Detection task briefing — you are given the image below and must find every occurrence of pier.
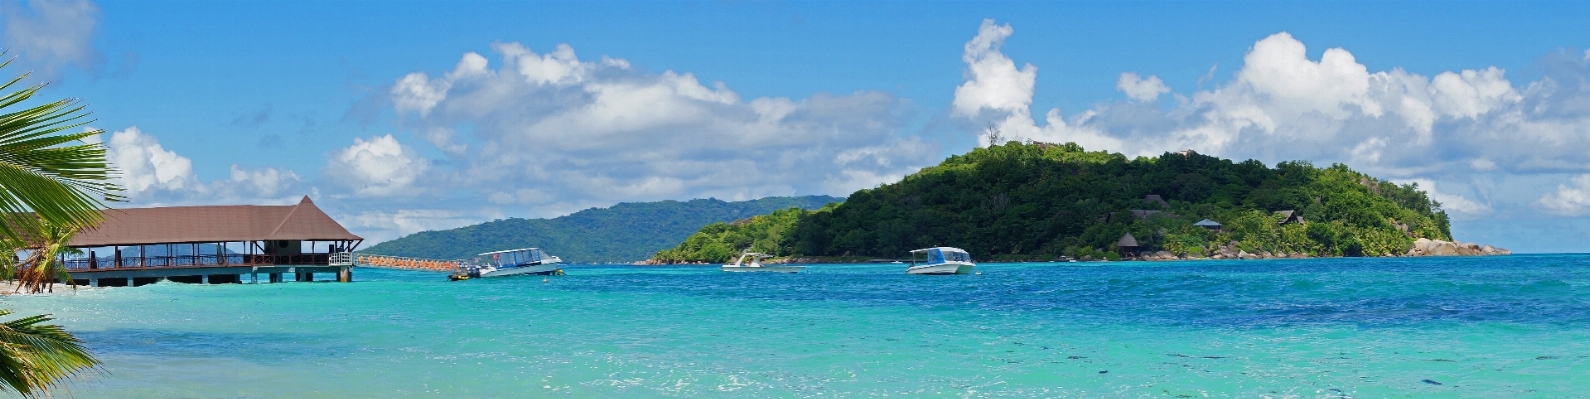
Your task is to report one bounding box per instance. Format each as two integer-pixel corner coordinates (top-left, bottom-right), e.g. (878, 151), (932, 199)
(356, 254), (461, 272)
(59, 196), (363, 286)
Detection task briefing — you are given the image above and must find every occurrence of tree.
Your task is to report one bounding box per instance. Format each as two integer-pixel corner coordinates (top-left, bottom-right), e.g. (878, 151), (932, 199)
(0, 309), (99, 398)
(0, 55), (121, 396)
(983, 122), (1002, 147)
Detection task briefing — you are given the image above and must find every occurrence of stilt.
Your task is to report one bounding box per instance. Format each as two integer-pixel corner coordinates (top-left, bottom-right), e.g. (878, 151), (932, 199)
(251, 272), (258, 284)
(89, 278), (98, 287)
(269, 273), (282, 283)
(202, 274), (210, 284)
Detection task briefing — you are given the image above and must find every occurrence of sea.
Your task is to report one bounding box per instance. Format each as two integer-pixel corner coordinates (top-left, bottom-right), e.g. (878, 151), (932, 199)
(2, 254), (1587, 398)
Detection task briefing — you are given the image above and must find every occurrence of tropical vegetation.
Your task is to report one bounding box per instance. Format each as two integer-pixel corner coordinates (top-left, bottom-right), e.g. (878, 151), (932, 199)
(0, 55), (124, 396)
(362, 196), (842, 262)
(653, 141), (1451, 263)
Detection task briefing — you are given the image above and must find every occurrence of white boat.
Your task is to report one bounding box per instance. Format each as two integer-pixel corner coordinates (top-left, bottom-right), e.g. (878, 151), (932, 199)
(906, 247), (975, 275)
(471, 248), (563, 278)
(722, 250), (804, 273)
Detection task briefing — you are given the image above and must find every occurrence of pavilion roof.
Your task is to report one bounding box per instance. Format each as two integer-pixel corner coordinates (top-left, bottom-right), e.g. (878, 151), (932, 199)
(68, 196), (361, 247)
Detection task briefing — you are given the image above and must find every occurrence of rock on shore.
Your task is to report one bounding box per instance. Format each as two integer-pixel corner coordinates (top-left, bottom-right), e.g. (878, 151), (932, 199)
(1406, 238), (1510, 256)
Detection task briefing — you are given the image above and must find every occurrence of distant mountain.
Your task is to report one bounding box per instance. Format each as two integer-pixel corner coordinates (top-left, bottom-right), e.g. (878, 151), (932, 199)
(359, 196), (844, 263)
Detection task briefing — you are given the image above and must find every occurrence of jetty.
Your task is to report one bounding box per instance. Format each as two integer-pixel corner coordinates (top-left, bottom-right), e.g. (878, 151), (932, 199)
(356, 254), (461, 272)
(59, 196), (362, 286)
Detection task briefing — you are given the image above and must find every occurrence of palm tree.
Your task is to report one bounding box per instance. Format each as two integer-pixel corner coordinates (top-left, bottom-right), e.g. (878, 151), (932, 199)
(0, 309), (99, 398)
(0, 53), (124, 397)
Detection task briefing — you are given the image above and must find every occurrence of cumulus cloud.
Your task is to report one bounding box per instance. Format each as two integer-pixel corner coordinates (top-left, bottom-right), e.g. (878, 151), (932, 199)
(107, 127), (200, 197)
(324, 134), (428, 197)
(104, 127), (307, 205)
(1, 0), (101, 77)
(952, 19), (1034, 117)
(1395, 178), (1491, 218)
(384, 40), (934, 209)
(1117, 72), (1169, 102)
(1538, 174), (1590, 216)
(951, 21), (1590, 234)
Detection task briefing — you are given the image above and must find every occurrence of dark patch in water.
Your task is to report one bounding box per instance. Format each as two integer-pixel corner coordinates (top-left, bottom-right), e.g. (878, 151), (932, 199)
(1423, 379), (1443, 385)
(1098, 370), (1108, 374)
(1536, 356), (1559, 360)
(1430, 359), (1457, 362)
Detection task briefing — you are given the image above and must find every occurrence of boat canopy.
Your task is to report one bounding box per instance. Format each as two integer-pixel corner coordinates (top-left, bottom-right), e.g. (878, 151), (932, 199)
(478, 248), (547, 267)
(910, 247), (971, 264)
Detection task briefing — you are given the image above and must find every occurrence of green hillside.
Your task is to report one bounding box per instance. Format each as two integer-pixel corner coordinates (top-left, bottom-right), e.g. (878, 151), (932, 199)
(361, 196), (843, 263)
(654, 142), (1452, 263)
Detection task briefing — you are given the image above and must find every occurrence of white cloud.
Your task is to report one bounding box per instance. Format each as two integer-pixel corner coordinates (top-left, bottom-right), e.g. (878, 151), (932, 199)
(1117, 72), (1169, 102)
(229, 165), (300, 198)
(105, 126), (309, 206)
(0, 0), (100, 77)
(107, 127), (200, 197)
(384, 39), (934, 210)
(952, 19), (1035, 117)
(1538, 174), (1590, 216)
(324, 134), (428, 197)
(1396, 178), (1492, 218)
(949, 22), (1590, 234)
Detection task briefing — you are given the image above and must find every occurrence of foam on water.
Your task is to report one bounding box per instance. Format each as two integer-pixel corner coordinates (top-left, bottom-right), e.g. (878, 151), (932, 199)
(3, 255), (1587, 397)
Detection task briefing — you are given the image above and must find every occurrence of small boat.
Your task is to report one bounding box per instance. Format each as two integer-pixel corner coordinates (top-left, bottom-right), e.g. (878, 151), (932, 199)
(906, 247), (975, 275)
(467, 248), (563, 278)
(722, 250), (804, 273)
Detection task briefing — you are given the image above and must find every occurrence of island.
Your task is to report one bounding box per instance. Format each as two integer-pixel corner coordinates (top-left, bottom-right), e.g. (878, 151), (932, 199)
(650, 142), (1507, 264)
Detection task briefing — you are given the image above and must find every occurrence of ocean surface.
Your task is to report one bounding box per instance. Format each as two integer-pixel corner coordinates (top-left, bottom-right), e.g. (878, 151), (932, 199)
(3, 255), (1587, 398)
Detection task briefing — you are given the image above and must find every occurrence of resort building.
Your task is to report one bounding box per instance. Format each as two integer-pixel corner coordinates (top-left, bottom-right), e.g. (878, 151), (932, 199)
(59, 196), (362, 286)
(1194, 219), (1223, 232)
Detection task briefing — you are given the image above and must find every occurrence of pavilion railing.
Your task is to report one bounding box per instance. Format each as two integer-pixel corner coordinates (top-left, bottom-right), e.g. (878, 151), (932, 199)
(61, 253), (340, 271)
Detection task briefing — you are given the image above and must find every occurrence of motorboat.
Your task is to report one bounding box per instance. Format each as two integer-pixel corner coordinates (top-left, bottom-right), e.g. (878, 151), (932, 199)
(465, 248), (563, 278)
(906, 247), (975, 275)
(722, 250), (804, 273)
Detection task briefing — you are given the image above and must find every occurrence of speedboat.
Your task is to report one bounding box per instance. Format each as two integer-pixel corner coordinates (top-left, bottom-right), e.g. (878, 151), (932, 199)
(469, 248), (563, 278)
(722, 250), (804, 273)
(906, 247), (975, 275)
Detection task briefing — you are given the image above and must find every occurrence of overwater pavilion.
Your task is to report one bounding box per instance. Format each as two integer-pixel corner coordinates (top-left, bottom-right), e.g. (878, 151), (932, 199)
(60, 196), (362, 287)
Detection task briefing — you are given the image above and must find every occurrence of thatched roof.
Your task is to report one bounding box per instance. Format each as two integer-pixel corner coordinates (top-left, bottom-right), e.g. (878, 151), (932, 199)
(1143, 195), (1170, 209)
(68, 196), (361, 247)
(1276, 210), (1304, 225)
(1117, 232), (1139, 247)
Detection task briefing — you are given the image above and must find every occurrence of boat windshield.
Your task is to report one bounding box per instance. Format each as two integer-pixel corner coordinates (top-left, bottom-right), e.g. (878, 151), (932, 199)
(927, 249), (946, 264)
(487, 249), (543, 267)
(944, 250), (971, 263)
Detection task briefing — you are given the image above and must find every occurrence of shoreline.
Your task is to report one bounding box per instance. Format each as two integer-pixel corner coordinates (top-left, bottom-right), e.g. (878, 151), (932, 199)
(636, 239), (1512, 265)
(0, 281), (107, 296)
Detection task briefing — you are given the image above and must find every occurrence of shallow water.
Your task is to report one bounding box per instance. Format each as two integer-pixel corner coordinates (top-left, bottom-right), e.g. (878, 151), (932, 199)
(3, 255), (1587, 398)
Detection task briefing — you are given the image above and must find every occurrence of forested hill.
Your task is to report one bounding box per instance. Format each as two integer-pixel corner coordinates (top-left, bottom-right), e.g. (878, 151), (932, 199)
(653, 142), (1453, 263)
(361, 196), (843, 263)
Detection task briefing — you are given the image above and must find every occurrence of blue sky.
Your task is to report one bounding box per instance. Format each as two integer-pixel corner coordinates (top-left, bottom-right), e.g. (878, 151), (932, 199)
(5, 1), (1590, 252)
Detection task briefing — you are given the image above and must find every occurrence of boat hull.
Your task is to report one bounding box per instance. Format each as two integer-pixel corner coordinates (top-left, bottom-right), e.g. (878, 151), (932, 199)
(721, 265), (805, 273)
(906, 262), (974, 275)
(478, 263), (562, 278)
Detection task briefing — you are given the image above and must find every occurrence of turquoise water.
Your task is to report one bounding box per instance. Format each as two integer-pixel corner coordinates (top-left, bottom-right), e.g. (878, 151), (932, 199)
(3, 255), (1588, 398)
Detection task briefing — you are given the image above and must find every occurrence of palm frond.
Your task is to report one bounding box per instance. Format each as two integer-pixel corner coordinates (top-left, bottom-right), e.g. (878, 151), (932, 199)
(0, 58), (123, 242)
(0, 310), (100, 398)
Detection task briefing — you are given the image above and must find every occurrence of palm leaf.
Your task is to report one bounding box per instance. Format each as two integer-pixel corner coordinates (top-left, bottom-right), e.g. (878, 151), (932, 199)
(0, 309), (101, 398)
(0, 55), (123, 242)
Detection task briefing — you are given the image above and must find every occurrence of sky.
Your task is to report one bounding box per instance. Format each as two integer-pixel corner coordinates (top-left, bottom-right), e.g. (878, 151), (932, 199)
(3, 1), (1590, 252)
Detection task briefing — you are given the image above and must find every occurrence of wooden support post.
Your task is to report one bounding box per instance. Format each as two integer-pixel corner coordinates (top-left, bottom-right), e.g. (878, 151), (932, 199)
(202, 274), (209, 284)
(89, 278), (98, 287)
